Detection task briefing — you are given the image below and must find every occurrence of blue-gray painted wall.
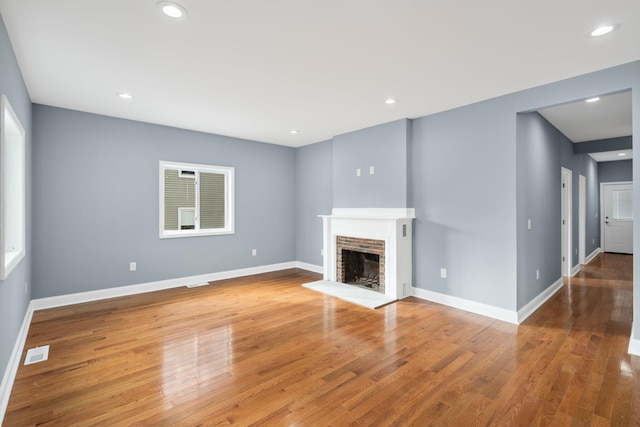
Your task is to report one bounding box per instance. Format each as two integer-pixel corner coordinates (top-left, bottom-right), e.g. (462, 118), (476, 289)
(516, 112), (600, 308)
(599, 159), (632, 182)
(295, 140), (333, 266)
(32, 106), (296, 298)
(0, 15), (32, 388)
(574, 136), (632, 155)
(332, 119), (409, 208)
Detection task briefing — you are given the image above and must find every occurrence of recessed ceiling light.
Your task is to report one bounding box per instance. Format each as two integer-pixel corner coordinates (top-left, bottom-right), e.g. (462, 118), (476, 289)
(158, 1), (187, 19)
(618, 153), (627, 156)
(290, 129), (299, 134)
(385, 98), (397, 105)
(585, 97), (600, 103)
(117, 92), (133, 100)
(591, 25), (614, 37)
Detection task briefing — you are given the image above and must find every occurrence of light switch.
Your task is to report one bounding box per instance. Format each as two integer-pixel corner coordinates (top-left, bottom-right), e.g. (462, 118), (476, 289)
(356, 168), (361, 177)
(369, 166), (375, 175)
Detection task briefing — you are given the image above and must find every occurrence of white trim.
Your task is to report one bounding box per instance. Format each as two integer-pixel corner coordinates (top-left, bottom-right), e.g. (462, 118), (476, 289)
(517, 278), (563, 323)
(571, 264), (581, 277)
(323, 208), (416, 219)
(0, 301), (34, 422)
(31, 262), (297, 311)
(0, 95), (27, 280)
(295, 261), (323, 274)
(628, 323), (640, 356)
(584, 247), (601, 264)
(561, 167), (572, 277)
(579, 175), (586, 265)
(411, 286), (518, 324)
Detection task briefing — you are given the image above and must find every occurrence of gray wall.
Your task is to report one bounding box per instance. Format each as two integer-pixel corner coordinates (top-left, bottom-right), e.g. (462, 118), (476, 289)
(599, 159), (632, 183)
(0, 15), (32, 388)
(516, 112), (562, 308)
(333, 119), (409, 208)
(295, 140), (333, 266)
(516, 112), (600, 308)
(574, 136), (632, 155)
(410, 98), (518, 309)
(32, 106), (296, 298)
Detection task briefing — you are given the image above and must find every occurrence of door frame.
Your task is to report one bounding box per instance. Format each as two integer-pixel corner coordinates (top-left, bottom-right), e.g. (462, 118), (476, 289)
(579, 175), (586, 265)
(600, 180), (633, 253)
(561, 168), (572, 277)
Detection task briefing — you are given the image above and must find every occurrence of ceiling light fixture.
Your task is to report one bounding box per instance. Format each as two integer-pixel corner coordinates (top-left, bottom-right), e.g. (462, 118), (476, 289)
(290, 129), (299, 134)
(385, 98), (397, 105)
(158, 1), (187, 19)
(585, 97), (600, 103)
(618, 153), (627, 156)
(591, 25), (614, 37)
(117, 92), (133, 100)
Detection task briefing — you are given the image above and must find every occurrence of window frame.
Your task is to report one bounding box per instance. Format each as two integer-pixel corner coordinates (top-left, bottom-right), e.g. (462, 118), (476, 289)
(159, 160), (235, 239)
(0, 94), (26, 280)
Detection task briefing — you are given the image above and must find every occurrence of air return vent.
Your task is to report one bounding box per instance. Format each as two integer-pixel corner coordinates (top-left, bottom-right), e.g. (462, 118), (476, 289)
(24, 345), (49, 365)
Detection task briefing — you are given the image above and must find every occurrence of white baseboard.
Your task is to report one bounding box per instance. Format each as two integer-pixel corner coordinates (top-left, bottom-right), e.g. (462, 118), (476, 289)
(629, 323), (640, 356)
(0, 301), (35, 422)
(584, 247), (602, 265)
(571, 264), (581, 277)
(517, 277), (563, 323)
(295, 262), (323, 274)
(411, 286), (518, 324)
(31, 261), (298, 311)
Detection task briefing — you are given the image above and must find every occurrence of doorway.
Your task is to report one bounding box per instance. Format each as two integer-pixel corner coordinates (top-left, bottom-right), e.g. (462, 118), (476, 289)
(601, 181), (633, 254)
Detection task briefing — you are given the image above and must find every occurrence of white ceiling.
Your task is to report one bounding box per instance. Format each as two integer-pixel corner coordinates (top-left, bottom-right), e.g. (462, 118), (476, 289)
(0, 0), (638, 147)
(537, 91), (632, 142)
(538, 91), (633, 161)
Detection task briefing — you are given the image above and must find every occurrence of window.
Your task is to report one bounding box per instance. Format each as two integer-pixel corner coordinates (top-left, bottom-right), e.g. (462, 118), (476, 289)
(1, 95), (26, 280)
(159, 161), (234, 238)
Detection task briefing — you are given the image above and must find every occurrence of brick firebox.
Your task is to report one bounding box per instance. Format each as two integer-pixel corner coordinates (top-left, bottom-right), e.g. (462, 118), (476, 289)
(336, 236), (385, 294)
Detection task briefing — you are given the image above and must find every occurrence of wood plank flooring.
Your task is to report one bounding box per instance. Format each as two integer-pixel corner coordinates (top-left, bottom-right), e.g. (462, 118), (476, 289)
(3, 253), (638, 425)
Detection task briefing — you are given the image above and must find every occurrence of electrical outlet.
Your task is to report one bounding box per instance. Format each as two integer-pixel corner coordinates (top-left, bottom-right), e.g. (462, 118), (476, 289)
(536, 269), (540, 280)
(369, 166), (375, 175)
(252, 249), (257, 256)
(129, 262), (136, 271)
(440, 268), (447, 278)
(356, 168), (361, 177)
(527, 219), (532, 230)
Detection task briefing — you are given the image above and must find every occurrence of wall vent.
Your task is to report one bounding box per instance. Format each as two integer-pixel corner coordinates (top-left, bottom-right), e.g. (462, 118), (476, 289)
(24, 345), (49, 365)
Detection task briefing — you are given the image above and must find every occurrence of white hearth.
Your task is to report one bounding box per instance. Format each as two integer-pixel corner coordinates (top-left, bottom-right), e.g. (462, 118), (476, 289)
(319, 208), (415, 300)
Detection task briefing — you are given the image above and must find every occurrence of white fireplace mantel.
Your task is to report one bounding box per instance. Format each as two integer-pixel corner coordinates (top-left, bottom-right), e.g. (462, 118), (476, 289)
(319, 208), (415, 300)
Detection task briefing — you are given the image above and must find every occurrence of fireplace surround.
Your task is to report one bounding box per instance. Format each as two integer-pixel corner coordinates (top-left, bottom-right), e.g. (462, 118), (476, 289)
(320, 208), (415, 300)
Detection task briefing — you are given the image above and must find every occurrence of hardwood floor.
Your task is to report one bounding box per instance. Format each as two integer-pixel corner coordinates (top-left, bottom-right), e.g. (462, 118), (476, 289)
(3, 253), (638, 425)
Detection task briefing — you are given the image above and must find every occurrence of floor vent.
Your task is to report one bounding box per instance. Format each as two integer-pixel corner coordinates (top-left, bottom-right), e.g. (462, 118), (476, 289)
(24, 345), (50, 365)
(186, 282), (210, 288)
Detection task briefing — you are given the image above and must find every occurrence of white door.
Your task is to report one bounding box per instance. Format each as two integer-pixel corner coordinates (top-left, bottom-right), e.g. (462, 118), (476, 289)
(602, 182), (633, 254)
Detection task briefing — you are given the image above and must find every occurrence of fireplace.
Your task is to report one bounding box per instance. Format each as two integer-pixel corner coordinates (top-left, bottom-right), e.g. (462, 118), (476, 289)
(320, 208), (415, 300)
(336, 236), (385, 293)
